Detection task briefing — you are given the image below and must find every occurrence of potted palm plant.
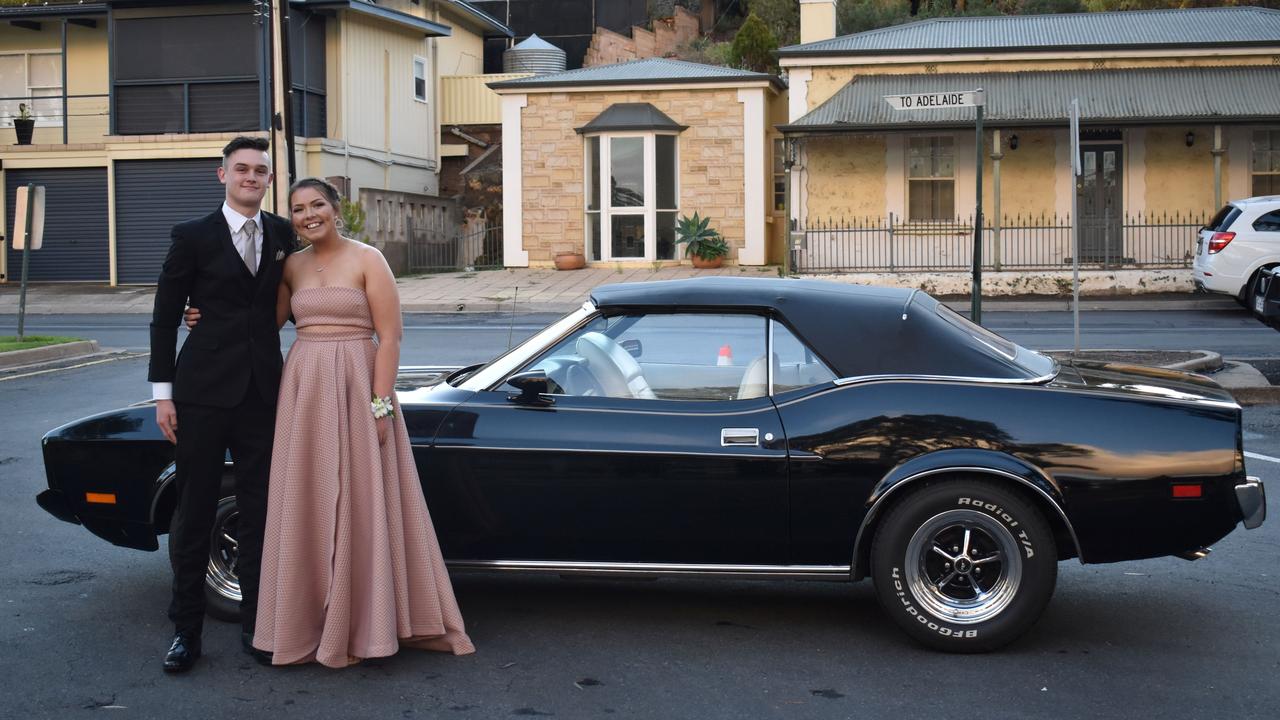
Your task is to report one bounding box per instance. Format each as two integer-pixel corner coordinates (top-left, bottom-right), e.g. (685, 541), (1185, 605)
(675, 212), (729, 268)
(13, 103), (34, 145)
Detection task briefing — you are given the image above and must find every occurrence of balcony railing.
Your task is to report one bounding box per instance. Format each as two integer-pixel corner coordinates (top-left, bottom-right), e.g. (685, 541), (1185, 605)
(0, 93), (110, 145)
(797, 212), (1208, 273)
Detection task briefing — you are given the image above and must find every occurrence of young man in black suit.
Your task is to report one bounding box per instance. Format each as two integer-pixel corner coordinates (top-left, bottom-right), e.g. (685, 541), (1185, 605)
(148, 136), (295, 673)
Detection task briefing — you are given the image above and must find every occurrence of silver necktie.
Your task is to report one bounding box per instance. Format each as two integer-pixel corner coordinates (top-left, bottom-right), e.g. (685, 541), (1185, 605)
(241, 218), (258, 275)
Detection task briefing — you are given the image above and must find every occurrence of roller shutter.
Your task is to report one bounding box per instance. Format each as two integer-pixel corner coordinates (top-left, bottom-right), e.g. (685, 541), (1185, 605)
(4, 168), (109, 282)
(114, 158), (226, 284)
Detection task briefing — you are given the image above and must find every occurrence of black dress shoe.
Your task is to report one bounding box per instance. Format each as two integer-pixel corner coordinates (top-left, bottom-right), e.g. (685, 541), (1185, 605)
(242, 631), (273, 666)
(163, 632), (201, 674)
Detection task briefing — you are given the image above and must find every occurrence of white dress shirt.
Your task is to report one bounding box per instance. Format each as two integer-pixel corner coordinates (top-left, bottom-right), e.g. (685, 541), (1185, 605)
(152, 203), (264, 401)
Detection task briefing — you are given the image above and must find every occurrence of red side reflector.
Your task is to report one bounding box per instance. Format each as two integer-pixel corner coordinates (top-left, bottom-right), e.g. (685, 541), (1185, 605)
(1171, 484), (1202, 499)
(85, 492), (117, 505)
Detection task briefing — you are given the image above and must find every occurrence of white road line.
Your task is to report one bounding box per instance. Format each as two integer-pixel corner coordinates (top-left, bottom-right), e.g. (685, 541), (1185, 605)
(1245, 451), (1280, 465)
(0, 353), (145, 382)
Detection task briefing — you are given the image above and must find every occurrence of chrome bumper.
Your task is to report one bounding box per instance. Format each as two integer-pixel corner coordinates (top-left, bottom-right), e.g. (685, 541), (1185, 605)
(1235, 476), (1266, 530)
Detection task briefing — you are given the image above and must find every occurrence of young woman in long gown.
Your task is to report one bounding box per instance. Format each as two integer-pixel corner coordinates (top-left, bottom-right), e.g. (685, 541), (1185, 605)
(252, 178), (474, 667)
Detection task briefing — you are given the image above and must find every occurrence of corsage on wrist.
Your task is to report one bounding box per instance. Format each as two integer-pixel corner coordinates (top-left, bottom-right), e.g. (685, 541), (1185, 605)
(371, 394), (395, 419)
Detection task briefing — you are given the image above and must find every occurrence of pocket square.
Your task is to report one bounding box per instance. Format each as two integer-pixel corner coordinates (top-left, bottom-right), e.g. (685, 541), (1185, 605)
(274, 249), (286, 261)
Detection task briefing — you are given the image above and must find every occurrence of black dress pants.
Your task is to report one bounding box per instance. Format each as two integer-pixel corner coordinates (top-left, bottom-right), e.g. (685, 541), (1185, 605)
(168, 386), (274, 637)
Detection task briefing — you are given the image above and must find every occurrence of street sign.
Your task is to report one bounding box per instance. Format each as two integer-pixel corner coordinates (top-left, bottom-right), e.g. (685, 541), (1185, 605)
(12, 184), (45, 250)
(883, 90), (984, 111)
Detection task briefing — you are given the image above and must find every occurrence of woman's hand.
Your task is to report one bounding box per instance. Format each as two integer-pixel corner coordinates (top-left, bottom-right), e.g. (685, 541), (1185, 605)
(376, 415), (390, 446)
(184, 306), (201, 329)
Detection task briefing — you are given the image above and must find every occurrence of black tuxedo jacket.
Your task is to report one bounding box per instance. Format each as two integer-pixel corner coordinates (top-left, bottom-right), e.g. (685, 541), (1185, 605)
(148, 207), (296, 407)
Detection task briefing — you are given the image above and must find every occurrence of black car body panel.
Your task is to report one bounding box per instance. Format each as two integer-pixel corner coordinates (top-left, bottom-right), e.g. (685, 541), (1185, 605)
(39, 278), (1258, 582)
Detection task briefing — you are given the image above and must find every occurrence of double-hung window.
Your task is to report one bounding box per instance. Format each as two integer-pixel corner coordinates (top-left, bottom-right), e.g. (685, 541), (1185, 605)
(413, 57), (428, 103)
(0, 52), (62, 127)
(907, 135), (955, 221)
(584, 133), (679, 261)
(1253, 130), (1280, 196)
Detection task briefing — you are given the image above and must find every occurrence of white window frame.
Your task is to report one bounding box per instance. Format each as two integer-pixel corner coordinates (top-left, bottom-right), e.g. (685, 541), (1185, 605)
(771, 137), (786, 215)
(412, 55), (428, 104)
(0, 51), (63, 128)
(583, 131), (680, 262)
(1251, 129), (1280, 197)
(906, 133), (956, 222)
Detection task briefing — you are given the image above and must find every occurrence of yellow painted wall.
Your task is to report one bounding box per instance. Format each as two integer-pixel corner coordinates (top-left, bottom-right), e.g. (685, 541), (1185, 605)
(0, 23), (108, 145)
(341, 13), (434, 161)
(1144, 125), (1221, 218)
(985, 129), (1057, 219)
(803, 135), (887, 221)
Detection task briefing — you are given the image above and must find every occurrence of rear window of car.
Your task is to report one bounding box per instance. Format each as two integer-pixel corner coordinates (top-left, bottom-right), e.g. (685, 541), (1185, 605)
(1207, 205), (1242, 232)
(933, 303), (1057, 379)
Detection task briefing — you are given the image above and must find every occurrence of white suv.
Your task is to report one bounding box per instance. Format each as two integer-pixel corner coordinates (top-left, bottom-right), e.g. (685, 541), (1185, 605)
(1193, 196), (1280, 307)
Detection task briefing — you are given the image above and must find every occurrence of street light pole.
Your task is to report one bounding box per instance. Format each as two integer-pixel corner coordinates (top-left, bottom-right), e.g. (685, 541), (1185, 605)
(971, 91), (984, 325)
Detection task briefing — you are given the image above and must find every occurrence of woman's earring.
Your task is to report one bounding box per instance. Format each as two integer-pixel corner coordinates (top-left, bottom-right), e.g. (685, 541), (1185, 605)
(335, 218), (346, 231)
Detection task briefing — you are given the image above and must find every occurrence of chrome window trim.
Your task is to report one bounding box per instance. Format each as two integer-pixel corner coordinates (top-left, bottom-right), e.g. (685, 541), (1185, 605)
(850, 465), (1084, 579)
(767, 316), (775, 396)
(833, 371), (1057, 387)
(445, 559), (852, 580)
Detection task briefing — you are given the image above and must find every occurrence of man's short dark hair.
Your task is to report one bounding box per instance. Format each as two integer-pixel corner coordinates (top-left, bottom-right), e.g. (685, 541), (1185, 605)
(222, 136), (270, 161)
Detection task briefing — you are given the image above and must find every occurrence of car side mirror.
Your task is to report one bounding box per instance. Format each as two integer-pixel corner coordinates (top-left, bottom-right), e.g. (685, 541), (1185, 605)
(506, 370), (554, 407)
(620, 338), (642, 358)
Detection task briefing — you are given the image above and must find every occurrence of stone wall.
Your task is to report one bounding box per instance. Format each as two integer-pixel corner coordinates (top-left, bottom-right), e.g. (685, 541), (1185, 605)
(582, 6), (700, 67)
(520, 88), (746, 266)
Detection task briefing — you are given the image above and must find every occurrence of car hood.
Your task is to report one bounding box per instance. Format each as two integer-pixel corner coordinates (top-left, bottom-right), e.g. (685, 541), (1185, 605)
(1050, 359), (1239, 407)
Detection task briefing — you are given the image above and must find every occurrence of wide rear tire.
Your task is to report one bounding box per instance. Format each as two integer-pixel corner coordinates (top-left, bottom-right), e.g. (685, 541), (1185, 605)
(203, 493), (243, 623)
(870, 479), (1057, 652)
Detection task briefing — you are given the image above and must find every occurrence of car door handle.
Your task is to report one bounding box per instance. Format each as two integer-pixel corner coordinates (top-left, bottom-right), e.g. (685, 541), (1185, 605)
(721, 428), (759, 447)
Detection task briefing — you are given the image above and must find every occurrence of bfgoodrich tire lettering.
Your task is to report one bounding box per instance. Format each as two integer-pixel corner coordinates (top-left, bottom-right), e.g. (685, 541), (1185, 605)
(870, 479), (1057, 652)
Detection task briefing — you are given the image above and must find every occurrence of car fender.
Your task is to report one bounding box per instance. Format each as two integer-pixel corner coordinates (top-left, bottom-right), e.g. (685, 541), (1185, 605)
(849, 448), (1083, 580)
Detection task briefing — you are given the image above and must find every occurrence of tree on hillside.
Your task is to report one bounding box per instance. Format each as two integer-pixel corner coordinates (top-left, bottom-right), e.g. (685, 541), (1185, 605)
(731, 12), (780, 73)
(748, 0), (801, 46)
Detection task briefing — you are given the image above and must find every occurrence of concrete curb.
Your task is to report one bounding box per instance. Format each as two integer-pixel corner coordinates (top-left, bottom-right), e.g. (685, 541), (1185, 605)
(0, 340), (100, 370)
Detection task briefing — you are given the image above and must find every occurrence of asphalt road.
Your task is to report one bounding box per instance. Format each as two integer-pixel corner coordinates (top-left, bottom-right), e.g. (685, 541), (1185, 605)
(4, 306), (1280, 363)
(1, 313), (1278, 719)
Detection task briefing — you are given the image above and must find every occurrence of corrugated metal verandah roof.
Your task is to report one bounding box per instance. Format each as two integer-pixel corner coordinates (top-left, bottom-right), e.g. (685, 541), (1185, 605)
(778, 7), (1280, 57)
(780, 67), (1280, 134)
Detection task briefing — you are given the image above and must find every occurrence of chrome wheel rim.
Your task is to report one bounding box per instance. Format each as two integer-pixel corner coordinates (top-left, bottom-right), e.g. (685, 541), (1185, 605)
(904, 509), (1022, 625)
(206, 497), (242, 603)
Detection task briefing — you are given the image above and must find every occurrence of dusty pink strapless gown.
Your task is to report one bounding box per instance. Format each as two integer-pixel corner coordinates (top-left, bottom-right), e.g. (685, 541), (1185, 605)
(253, 286), (474, 667)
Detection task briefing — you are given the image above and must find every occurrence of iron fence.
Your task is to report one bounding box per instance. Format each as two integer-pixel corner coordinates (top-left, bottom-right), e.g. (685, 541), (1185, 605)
(796, 212), (1207, 273)
(408, 223), (503, 273)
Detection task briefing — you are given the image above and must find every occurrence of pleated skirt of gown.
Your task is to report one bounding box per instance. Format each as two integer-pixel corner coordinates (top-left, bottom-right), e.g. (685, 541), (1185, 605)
(254, 286), (474, 668)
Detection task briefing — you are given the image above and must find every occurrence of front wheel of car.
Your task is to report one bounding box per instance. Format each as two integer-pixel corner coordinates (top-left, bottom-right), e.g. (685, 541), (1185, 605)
(204, 494), (243, 623)
(870, 479), (1057, 652)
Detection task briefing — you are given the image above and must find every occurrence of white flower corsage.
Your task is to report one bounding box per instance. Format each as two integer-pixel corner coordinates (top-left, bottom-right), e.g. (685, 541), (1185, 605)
(275, 249), (286, 261)
(371, 394), (395, 419)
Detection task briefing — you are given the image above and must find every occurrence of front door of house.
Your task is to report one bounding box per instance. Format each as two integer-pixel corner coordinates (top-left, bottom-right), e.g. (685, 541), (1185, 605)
(1077, 144), (1124, 265)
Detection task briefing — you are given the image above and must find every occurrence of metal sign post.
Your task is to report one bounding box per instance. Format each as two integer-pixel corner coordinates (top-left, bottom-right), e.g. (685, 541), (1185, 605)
(885, 88), (987, 323)
(12, 183), (45, 342)
(1069, 99), (1082, 355)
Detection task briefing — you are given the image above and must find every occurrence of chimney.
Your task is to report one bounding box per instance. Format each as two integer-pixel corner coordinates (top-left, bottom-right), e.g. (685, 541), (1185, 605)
(799, 0), (838, 44)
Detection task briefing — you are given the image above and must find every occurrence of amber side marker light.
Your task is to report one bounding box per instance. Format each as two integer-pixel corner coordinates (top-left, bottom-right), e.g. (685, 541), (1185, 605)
(85, 492), (117, 505)
(1171, 484), (1203, 499)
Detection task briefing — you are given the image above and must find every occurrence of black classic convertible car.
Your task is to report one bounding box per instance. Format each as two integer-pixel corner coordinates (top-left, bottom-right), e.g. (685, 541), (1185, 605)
(39, 278), (1265, 651)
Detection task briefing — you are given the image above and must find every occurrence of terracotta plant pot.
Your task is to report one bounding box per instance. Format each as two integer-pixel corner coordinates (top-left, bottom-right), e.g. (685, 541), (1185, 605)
(554, 251), (586, 271)
(690, 254), (723, 269)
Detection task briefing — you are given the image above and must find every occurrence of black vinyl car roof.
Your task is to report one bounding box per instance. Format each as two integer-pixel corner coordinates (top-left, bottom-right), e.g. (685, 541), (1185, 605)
(589, 277), (1042, 381)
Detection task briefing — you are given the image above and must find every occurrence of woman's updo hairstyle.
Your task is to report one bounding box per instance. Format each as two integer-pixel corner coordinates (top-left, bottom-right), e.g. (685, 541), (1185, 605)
(289, 177), (342, 210)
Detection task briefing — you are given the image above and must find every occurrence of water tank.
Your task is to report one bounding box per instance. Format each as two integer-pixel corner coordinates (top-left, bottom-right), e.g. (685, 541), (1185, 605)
(503, 34), (567, 75)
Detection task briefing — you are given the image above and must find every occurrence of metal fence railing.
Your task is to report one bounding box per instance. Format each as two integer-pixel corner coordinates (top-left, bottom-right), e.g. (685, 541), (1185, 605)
(796, 212), (1207, 273)
(0, 93), (110, 146)
(408, 224), (503, 273)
